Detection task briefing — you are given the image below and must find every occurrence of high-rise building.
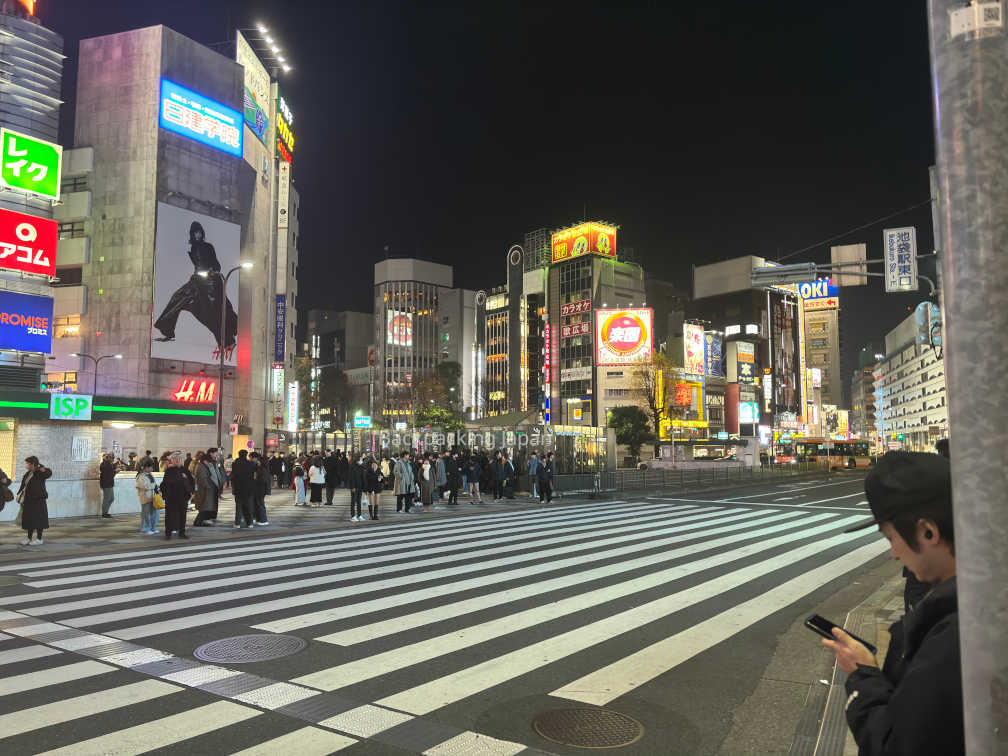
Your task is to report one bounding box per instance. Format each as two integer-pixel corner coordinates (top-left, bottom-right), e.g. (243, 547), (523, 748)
(46, 24), (297, 455)
(374, 259), (474, 420)
(873, 309), (948, 451)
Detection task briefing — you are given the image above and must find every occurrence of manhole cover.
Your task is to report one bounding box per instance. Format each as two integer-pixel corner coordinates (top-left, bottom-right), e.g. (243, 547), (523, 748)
(193, 634), (307, 663)
(0, 575), (25, 586)
(532, 708), (644, 749)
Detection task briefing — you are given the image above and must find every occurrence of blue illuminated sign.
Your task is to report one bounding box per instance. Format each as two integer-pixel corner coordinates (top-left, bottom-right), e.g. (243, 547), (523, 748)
(274, 294), (286, 363)
(159, 79), (243, 157)
(0, 290), (54, 353)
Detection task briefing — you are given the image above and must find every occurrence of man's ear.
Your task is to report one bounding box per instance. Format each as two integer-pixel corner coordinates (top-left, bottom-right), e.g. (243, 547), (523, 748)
(918, 517), (940, 545)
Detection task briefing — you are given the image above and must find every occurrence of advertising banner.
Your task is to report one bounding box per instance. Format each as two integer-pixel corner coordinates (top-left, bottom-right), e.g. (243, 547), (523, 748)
(287, 381), (298, 432)
(596, 308), (653, 365)
(277, 160), (290, 229)
(275, 93), (295, 162)
(561, 366), (592, 382)
(703, 332), (723, 377)
(0, 127), (62, 201)
(560, 299), (592, 317)
(0, 207), (57, 276)
(274, 294), (286, 363)
(798, 278), (840, 311)
(551, 222), (618, 264)
(560, 321), (591, 339)
(0, 289), (53, 352)
(883, 226), (918, 292)
(683, 323), (705, 376)
(151, 202), (240, 366)
(387, 310), (413, 346)
(159, 79), (242, 157)
(235, 31), (270, 145)
(736, 341), (755, 383)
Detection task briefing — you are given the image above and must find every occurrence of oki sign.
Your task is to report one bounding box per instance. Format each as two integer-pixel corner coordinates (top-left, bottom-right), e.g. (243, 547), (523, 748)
(798, 279), (839, 311)
(0, 208), (57, 276)
(171, 379), (217, 403)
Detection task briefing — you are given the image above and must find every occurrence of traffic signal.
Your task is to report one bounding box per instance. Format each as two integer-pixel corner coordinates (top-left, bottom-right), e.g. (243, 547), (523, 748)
(915, 302), (942, 347)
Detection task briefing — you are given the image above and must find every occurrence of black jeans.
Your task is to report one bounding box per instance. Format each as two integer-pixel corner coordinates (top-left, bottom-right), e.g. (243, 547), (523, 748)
(234, 492), (254, 525)
(253, 491), (267, 523)
(493, 479), (503, 500)
(325, 482), (336, 505)
(396, 493), (414, 512)
(539, 483), (552, 503)
(448, 483), (458, 504)
(351, 489), (362, 517)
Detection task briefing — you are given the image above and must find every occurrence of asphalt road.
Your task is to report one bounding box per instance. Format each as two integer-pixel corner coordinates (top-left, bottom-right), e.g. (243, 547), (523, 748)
(0, 472), (889, 755)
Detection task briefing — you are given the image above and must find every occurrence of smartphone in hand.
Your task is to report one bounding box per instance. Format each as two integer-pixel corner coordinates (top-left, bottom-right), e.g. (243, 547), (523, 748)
(805, 614), (877, 655)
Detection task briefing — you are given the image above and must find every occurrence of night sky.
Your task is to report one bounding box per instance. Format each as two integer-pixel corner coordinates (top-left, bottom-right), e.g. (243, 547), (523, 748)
(47, 1), (937, 401)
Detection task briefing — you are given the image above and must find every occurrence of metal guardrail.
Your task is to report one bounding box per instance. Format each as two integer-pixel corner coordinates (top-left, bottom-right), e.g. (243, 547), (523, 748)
(551, 462), (830, 497)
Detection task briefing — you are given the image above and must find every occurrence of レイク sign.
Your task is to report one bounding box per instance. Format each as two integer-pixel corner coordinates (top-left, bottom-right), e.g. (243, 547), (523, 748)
(50, 393), (93, 421)
(159, 79), (243, 157)
(0, 127), (63, 201)
(0, 207), (57, 276)
(596, 308), (653, 365)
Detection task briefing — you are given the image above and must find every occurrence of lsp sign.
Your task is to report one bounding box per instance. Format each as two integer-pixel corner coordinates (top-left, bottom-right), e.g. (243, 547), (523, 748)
(49, 393), (93, 421)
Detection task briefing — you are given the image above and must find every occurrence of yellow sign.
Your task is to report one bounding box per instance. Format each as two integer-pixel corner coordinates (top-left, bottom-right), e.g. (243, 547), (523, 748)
(670, 419), (708, 428)
(551, 222), (618, 263)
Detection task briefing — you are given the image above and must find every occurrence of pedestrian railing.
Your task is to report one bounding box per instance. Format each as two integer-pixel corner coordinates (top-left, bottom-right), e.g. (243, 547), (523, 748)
(551, 461), (830, 498)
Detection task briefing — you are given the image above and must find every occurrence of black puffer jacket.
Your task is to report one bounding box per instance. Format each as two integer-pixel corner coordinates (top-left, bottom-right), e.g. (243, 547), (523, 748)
(844, 577), (963, 755)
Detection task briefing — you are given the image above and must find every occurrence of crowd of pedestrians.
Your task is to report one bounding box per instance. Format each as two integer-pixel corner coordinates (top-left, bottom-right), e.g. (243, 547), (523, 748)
(0, 446), (556, 547)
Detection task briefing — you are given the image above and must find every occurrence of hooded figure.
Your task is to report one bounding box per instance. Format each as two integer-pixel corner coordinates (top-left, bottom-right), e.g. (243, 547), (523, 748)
(154, 221), (239, 350)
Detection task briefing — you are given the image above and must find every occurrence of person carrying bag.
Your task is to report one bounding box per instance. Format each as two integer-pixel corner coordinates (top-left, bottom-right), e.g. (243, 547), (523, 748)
(135, 459), (160, 535)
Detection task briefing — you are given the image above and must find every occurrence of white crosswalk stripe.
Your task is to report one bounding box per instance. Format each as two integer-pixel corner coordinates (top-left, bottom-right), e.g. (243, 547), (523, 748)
(0, 498), (887, 754)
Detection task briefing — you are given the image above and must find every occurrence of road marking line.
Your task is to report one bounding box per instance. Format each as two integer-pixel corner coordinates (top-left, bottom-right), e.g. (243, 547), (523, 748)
(424, 732), (527, 756)
(296, 514), (858, 690)
(260, 509), (771, 635)
(7, 499), (644, 575)
(373, 529), (879, 715)
(653, 497), (864, 511)
(310, 510), (810, 646)
(550, 540), (889, 704)
(0, 679), (180, 738)
(34, 700), (260, 756)
(0, 659), (117, 695)
(318, 704), (413, 738)
(231, 682), (319, 709)
(85, 510), (740, 638)
(227, 727), (357, 755)
(0, 644), (62, 666)
(774, 497), (795, 501)
(19, 502), (692, 590)
(721, 478), (865, 500)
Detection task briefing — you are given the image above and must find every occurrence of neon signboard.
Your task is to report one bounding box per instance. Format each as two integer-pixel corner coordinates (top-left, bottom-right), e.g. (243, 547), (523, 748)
(0, 290), (53, 353)
(0, 207), (57, 277)
(159, 79), (242, 157)
(172, 379), (217, 403)
(551, 222), (617, 264)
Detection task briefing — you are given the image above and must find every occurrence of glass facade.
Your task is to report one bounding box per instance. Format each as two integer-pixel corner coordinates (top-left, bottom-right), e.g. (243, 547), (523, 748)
(376, 280), (441, 418)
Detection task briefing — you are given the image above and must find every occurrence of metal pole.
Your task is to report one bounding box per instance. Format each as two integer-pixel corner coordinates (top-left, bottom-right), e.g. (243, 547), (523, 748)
(928, 4), (1008, 751)
(216, 269), (233, 451)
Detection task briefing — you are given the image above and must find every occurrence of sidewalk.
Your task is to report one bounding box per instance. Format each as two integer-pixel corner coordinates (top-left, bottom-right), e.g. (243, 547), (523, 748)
(713, 557), (903, 756)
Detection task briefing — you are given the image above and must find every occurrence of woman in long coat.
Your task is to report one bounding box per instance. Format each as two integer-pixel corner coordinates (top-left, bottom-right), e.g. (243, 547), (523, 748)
(393, 452), (414, 512)
(17, 455), (52, 546)
(419, 456), (435, 512)
(161, 452), (192, 540)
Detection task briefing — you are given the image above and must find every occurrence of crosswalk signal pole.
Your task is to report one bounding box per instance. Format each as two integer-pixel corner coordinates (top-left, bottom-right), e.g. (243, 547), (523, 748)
(928, 2), (1008, 751)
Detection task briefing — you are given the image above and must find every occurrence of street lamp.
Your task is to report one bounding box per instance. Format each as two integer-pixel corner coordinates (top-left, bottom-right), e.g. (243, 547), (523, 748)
(69, 352), (123, 394)
(198, 262), (253, 449)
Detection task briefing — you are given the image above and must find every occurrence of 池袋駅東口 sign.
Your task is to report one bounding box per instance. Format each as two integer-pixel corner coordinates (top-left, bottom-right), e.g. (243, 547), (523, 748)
(595, 308), (653, 365)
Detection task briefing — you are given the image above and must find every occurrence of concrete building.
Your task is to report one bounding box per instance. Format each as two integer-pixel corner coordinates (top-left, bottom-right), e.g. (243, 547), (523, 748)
(373, 258), (474, 421)
(48, 25), (292, 457)
(873, 309), (948, 451)
(689, 256), (810, 446)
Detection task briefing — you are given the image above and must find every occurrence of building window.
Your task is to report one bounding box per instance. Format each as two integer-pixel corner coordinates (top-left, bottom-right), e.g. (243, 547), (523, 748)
(46, 372), (78, 392)
(58, 221), (86, 239)
(53, 315), (81, 338)
(53, 267), (83, 286)
(61, 175), (88, 193)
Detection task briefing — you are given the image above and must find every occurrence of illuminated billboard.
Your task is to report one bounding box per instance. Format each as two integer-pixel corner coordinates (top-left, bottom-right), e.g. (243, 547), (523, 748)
(736, 341), (755, 383)
(0, 207), (57, 277)
(799, 279), (840, 312)
(551, 222), (617, 264)
(683, 323), (705, 376)
(387, 310), (413, 346)
(703, 332), (723, 377)
(159, 79), (241, 156)
(275, 93), (295, 162)
(236, 32), (270, 144)
(596, 308), (652, 365)
(0, 290), (53, 353)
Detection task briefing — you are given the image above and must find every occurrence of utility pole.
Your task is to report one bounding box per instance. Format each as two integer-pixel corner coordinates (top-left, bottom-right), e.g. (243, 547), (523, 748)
(927, 2), (1008, 752)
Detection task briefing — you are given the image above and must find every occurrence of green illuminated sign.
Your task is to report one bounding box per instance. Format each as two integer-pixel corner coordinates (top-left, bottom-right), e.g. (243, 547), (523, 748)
(49, 393), (93, 421)
(0, 128), (63, 201)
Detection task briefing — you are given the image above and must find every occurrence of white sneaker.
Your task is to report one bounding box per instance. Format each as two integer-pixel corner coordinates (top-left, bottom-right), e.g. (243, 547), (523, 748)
(20, 537), (30, 546)
(28, 538), (41, 546)
(351, 515), (359, 522)
(257, 521), (269, 526)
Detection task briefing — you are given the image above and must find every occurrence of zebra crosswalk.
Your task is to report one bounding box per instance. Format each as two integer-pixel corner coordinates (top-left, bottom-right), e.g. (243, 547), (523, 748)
(0, 497), (888, 754)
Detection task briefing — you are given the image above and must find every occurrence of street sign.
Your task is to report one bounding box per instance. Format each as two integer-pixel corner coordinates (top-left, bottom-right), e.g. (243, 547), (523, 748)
(353, 415), (372, 429)
(0, 128), (62, 201)
(49, 393), (93, 421)
(883, 227), (918, 292)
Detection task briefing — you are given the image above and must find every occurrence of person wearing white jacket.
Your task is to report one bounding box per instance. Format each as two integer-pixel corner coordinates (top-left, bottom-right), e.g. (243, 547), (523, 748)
(135, 459), (159, 534)
(308, 456), (325, 507)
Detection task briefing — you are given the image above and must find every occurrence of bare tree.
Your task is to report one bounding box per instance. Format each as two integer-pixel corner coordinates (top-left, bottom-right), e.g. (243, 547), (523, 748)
(631, 352), (689, 458)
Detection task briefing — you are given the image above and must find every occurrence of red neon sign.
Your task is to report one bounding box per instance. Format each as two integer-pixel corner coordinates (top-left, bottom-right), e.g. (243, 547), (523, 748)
(172, 379), (217, 403)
